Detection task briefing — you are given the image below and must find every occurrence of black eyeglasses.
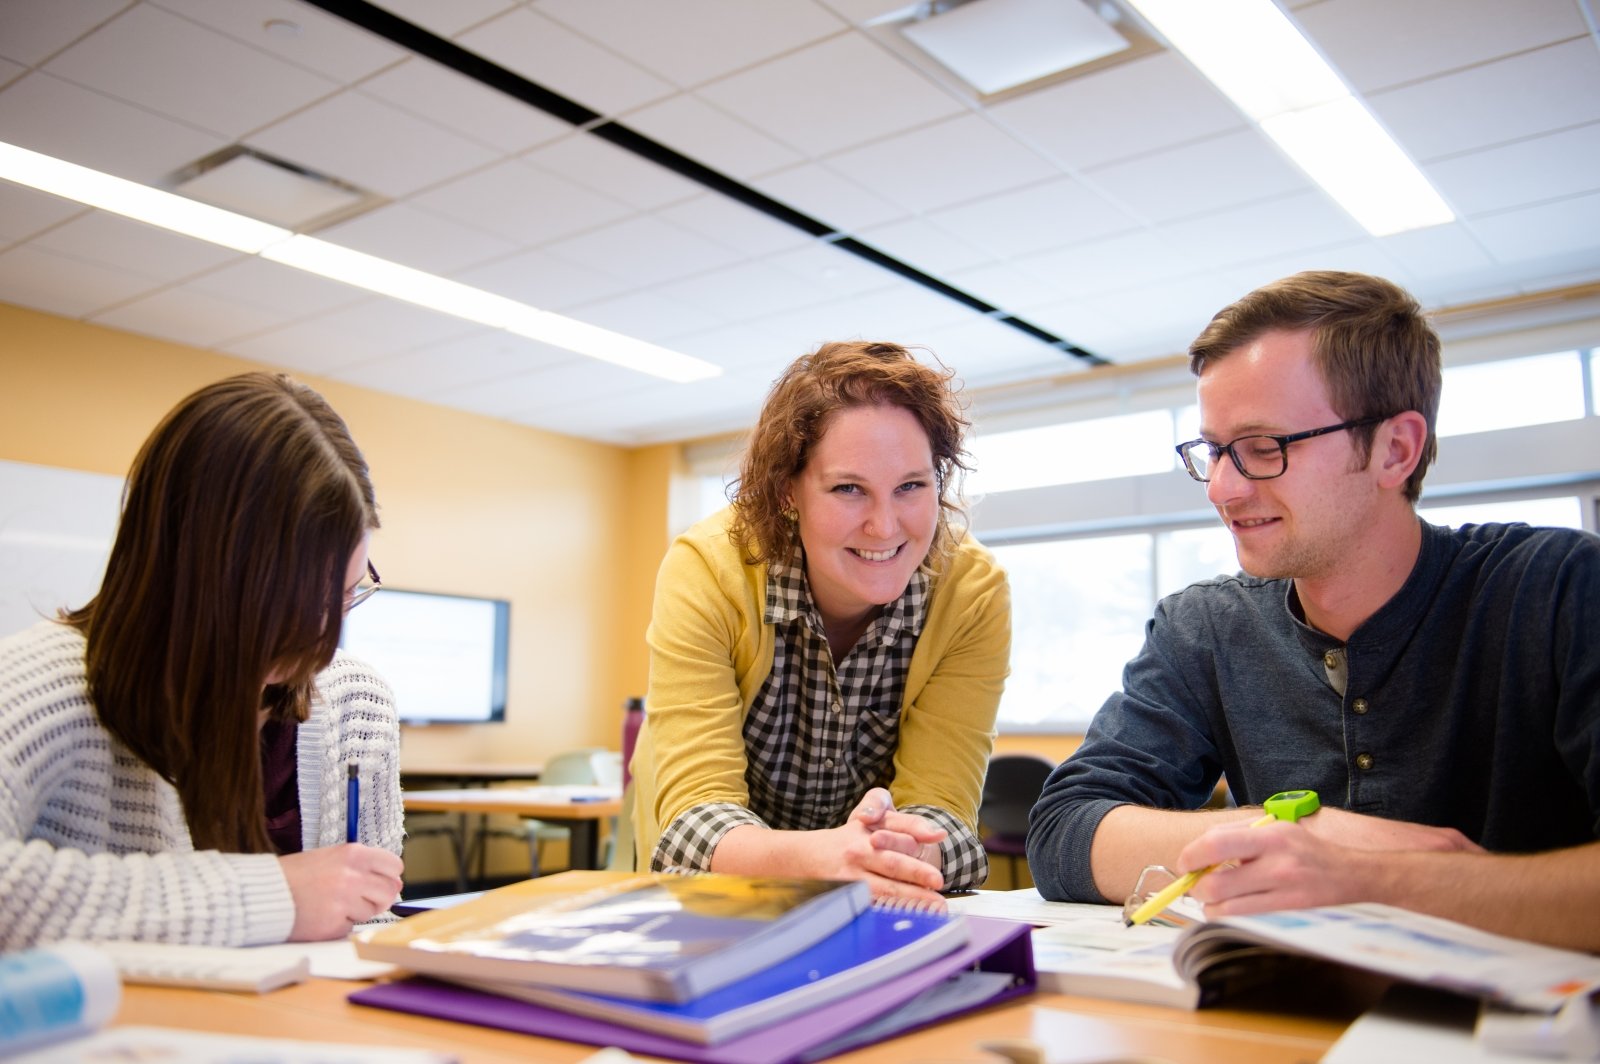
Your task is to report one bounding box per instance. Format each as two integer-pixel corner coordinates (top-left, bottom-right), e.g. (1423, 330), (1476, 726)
(1175, 417), (1388, 483)
(346, 560), (381, 610)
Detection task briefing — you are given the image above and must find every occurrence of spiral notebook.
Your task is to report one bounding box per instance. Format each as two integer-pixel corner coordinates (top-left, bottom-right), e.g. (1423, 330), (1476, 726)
(349, 915), (1035, 1064)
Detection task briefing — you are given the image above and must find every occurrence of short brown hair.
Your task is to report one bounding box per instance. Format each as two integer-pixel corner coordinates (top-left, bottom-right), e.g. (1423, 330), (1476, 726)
(64, 373), (378, 853)
(729, 341), (970, 568)
(1188, 271), (1441, 501)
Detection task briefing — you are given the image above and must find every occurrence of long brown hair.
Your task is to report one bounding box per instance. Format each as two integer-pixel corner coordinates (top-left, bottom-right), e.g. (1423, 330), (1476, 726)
(729, 341), (970, 569)
(62, 373), (378, 853)
(1188, 271), (1442, 501)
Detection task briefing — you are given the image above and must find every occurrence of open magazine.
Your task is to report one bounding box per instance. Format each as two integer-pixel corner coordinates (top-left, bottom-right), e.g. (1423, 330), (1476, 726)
(1033, 902), (1600, 1013)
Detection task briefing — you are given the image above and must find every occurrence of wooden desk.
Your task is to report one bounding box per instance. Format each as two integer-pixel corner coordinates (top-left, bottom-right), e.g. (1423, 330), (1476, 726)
(401, 764), (545, 784)
(114, 976), (1356, 1063)
(403, 788), (622, 886)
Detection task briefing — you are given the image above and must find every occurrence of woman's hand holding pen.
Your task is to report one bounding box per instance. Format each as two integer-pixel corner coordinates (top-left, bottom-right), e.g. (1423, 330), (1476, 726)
(280, 844), (404, 941)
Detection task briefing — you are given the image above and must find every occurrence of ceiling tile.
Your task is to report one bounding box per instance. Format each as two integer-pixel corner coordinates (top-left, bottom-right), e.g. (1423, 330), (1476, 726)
(1369, 40), (1600, 163)
(517, 367), (769, 444)
(316, 202), (519, 276)
(766, 242), (903, 298)
(31, 211), (240, 282)
(653, 259), (835, 323)
(543, 215), (743, 288)
(45, 5), (337, 139)
(182, 257), (369, 318)
(91, 284), (282, 347)
(926, 177), (1140, 260)
(534, 0), (845, 87)
(1427, 123), (1600, 218)
(1016, 229), (1198, 298)
(1296, 0), (1587, 94)
(0, 0), (126, 67)
(0, 72), (226, 182)
(907, 314), (1067, 385)
(1160, 191), (1367, 272)
(527, 134), (703, 210)
(816, 0), (913, 22)
(458, 6), (673, 116)
(826, 113), (1059, 214)
(151, 0), (408, 82)
(945, 261), (1067, 312)
(329, 328), (572, 399)
(622, 94), (802, 179)
(408, 158), (632, 245)
(564, 290), (726, 343)
(1016, 295), (1138, 355)
(1086, 127), (1310, 224)
(359, 57), (572, 154)
(1470, 190), (1600, 264)
(748, 162), (907, 232)
(854, 216), (995, 276)
(1379, 224), (1497, 286)
(454, 248), (631, 311)
(1223, 241), (1414, 300)
(664, 322), (792, 373)
(250, 89), (499, 198)
(367, 0), (515, 38)
(0, 57), (22, 89)
(222, 298), (480, 373)
(989, 52), (1244, 170)
(0, 244), (161, 317)
(656, 194), (812, 257)
(0, 183), (85, 244)
(482, 356), (659, 415)
(697, 34), (965, 157)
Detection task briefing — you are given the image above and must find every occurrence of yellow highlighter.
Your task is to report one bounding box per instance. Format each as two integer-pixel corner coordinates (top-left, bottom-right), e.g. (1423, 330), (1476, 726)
(1123, 789), (1320, 927)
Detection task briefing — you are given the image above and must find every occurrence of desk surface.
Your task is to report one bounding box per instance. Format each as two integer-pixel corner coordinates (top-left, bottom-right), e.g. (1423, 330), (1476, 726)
(402, 788), (622, 820)
(116, 975), (1357, 1064)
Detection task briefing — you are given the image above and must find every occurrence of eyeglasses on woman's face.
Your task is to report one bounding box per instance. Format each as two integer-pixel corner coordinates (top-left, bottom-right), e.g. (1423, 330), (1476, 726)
(346, 560), (380, 611)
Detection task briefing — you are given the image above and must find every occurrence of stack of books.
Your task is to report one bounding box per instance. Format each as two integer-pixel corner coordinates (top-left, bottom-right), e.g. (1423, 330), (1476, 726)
(351, 870), (1036, 1063)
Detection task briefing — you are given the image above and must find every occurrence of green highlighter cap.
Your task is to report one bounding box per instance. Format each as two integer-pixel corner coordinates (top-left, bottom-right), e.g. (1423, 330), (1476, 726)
(1263, 789), (1320, 823)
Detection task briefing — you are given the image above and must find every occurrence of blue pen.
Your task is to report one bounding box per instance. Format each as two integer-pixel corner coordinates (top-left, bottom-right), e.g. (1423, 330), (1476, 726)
(346, 763), (360, 843)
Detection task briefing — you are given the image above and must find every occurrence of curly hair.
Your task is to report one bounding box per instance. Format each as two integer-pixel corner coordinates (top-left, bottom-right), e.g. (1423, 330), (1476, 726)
(1189, 271), (1442, 502)
(728, 341), (971, 570)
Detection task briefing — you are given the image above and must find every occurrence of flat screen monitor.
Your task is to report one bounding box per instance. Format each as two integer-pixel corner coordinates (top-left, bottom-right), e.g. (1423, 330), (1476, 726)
(338, 588), (509, 725)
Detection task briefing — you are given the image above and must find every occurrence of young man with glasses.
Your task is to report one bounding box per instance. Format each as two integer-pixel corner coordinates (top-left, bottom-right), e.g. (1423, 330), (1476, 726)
(1027, 271), (1600, 951)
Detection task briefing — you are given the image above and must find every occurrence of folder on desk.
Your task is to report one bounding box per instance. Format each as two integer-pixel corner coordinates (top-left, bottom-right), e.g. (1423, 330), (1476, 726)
(349, 916), (1035, 1064)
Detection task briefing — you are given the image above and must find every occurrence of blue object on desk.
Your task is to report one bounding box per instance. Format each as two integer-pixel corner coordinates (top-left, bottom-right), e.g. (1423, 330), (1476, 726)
(347, 764), (360, 844)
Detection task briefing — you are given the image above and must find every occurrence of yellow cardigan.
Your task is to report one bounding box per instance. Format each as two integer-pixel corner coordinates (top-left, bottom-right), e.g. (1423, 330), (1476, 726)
(631, 508), (1011, 870)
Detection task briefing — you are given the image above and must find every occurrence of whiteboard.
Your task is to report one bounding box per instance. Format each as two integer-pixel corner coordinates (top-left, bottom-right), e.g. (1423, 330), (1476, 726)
(0, 459), (123, 634)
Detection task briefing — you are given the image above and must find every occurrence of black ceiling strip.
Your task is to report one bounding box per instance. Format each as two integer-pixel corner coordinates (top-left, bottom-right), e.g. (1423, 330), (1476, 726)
(996, 316), (1110, 366)
(589, 122), (833, 239)
(301, 0), (1107, 368)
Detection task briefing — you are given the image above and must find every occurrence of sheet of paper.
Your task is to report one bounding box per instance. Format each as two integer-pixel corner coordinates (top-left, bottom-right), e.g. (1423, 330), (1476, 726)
(945, 889), (1126, 927)
(7, 1026), (454, 1064)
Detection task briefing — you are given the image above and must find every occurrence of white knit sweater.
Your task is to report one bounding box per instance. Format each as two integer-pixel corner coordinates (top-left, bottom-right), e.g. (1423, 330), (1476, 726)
(0, 621), (404, 949)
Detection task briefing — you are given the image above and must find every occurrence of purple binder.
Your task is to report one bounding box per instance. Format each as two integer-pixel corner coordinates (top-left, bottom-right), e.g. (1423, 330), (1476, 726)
(349, 916), (1035, 1064)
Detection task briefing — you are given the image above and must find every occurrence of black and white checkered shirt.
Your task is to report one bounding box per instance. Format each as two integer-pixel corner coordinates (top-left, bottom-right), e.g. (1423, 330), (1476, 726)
(653, 555), (989, 888)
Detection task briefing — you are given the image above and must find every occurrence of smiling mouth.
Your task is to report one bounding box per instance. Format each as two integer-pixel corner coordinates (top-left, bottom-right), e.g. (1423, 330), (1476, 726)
(1231, 516), (1279, 530)
(850, 545), (903, 562)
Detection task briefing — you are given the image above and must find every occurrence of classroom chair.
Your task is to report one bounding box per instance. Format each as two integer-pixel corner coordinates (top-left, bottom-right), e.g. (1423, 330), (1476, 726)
(978, 753), (1055, 889)
(522, 747), (623, 877)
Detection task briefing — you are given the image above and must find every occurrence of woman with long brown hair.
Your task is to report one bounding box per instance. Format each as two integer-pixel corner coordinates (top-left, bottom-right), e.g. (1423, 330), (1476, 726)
(0, 372), (404, 948)
(631, 342), (1010, 905)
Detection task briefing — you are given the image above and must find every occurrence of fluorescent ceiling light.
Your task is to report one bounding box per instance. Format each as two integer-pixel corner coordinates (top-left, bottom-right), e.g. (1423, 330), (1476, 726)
(0, 141), (289, 252)
(1125, 0), (1453, 236)
(901, 0), (1130, 95)
(0, 140), (720, 384)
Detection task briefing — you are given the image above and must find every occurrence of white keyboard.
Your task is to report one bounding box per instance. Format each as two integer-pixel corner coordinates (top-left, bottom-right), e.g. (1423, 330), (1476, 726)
(94, 940), (311, 993)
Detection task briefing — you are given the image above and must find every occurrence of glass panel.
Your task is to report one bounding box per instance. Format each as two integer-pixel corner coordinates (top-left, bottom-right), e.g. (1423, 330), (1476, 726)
(992, 534), (1152, 729)
(1155, 525), (1238, 598)
(697, 475), (732, 521)
(1436, 351), (1583, 437)
(969, 410), (1174, 495)
(1591, 349), (1599, 418)
(1418, 496), (1584, 531)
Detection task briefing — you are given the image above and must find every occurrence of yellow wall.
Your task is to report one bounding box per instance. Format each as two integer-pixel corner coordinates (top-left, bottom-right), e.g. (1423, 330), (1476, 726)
(0, 303), (679, 877)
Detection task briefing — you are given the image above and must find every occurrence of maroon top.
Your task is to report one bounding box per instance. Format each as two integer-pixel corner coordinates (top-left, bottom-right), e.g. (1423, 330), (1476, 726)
(260, 717), (302, 855)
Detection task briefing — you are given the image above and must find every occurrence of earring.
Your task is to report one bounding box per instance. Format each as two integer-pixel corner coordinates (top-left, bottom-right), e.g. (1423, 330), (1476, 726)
(782, 507), (798, 523)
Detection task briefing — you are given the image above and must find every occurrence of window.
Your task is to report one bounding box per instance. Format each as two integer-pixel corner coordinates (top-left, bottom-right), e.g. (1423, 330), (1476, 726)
(1418, 496), (1584, 531)
(967, 409), (1176, 495)
(1436, 351), (1585, 437)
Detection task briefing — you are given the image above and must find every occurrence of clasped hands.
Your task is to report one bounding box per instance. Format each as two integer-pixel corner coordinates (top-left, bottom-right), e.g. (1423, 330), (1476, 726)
(1173, 805), (1482, 917)
(832, 787), (948, 906)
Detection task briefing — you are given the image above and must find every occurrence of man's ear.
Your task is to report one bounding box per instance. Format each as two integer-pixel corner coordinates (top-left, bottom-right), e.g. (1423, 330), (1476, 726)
(1375, 411), (1428, 490)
